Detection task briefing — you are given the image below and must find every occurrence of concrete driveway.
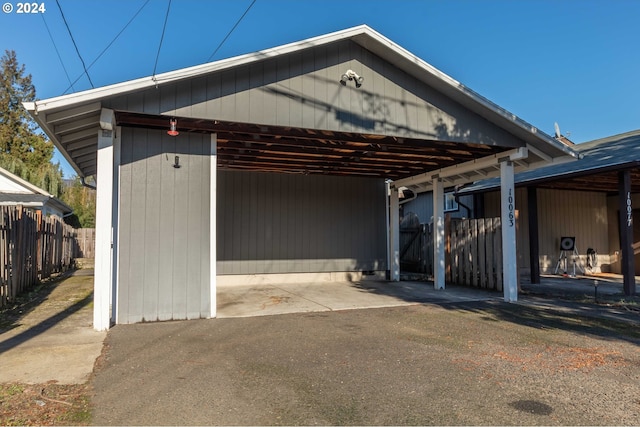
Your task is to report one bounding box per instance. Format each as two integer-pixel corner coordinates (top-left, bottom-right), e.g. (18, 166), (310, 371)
(91, 297), (640, 425)
(217, 280), (502, 318)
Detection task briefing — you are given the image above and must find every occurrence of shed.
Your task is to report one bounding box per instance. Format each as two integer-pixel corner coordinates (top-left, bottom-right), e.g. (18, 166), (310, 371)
(24, 25), (578, 330)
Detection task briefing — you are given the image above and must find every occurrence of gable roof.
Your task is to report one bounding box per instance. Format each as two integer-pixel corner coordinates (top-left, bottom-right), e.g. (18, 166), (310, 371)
(460, 129), (640, 194)
(0, 167), (72, 214)
(25, 25), (578, 179)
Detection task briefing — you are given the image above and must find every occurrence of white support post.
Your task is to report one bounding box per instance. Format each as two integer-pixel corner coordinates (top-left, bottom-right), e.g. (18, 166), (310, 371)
(111, 126), (120, 324)
(209, 134), (217, 318)
(433, 177), (445, 289)
(389, 187), (400, 281)
(94, 109), (115, 331)
(500, 160), (518, 302)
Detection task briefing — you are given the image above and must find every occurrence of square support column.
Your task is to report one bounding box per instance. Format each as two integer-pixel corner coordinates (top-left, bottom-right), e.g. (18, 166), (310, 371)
(94, 109), (116, 331)
(527, 187), (541, 284)
(389, 187), (400, 281)
(433, 177), (445, 289)
(501, 160), (518, 302)
(618, 170), (636, 296)
(209, 134), (218, 317)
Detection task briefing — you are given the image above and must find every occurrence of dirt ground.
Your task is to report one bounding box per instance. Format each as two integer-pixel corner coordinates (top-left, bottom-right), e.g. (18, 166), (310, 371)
(0, 274), (93, 426)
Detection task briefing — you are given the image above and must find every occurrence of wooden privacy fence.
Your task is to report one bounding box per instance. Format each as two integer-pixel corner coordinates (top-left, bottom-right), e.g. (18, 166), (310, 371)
(0, 206), (77, 308)
(448, 217), (503, 291)
(399, 216), (505, 290)
(74, 228), (95, 259)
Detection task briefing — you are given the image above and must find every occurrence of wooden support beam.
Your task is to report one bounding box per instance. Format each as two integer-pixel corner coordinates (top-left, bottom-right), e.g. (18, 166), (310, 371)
(501, 160), (518, 302)
(618, 170), (636, 296)
(433, 178), (445, 289)
(527, 187), (541, 284)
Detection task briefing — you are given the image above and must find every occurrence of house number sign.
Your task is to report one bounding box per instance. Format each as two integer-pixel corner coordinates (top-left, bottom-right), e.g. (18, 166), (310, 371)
(508, 188), (515, 227)
(627, 191), (633, 227)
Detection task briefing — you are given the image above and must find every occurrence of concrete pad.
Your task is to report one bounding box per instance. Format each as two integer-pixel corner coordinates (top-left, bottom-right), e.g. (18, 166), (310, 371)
(0, 271), (106, 384)
(217, 280), (501, 318)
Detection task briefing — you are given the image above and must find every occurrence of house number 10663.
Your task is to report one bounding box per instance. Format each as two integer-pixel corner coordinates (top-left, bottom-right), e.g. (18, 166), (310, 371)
(508, 189), (514, 227)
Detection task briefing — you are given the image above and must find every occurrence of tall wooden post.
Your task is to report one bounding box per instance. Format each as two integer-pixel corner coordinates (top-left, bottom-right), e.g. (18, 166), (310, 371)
(433, 177), (445, 289)
(618, 170), (636, 296)
(389, 187), (400, 281)
(94, 109), (116, 331)
(209, 134), (218, 317)
(527, 187), (541, 284)
(501, 160), (518, 302)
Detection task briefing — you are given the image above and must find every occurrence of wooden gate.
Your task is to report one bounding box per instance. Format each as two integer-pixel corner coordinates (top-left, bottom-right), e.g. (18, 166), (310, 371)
(399, 216), (505, 290)
(400, 224), (433, 275)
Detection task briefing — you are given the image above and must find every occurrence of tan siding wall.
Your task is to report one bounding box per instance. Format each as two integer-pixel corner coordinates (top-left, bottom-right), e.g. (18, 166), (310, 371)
(606, 192), (640, 274)
(484, 188), (609, 274)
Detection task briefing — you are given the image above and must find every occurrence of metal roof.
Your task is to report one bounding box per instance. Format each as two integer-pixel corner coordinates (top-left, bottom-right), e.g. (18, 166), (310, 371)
(24, 25), (579, 180)
(460, 129), (640, 194)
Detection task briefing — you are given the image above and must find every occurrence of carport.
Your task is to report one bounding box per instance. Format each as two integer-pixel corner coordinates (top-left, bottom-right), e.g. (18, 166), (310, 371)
(24, 25), (578, 330)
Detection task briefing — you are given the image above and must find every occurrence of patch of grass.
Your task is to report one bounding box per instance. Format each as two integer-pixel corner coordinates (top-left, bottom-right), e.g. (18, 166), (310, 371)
(0, 384), (24, 398)
(0, 382), (92, 426)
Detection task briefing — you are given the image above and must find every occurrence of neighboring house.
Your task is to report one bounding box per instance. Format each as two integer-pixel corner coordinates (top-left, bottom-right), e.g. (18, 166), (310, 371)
(25, 25), (577, 330)
(0, 167), (72, 218)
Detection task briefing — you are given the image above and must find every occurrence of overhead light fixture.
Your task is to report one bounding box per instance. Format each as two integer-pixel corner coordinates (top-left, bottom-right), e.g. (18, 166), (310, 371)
(167, 118), (179, 137)
(339, 69), (364, 88)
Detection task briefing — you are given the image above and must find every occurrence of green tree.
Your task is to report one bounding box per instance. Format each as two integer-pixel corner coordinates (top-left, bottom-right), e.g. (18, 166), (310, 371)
(0, 49), (63, 197)
(61, 177), (96, 228)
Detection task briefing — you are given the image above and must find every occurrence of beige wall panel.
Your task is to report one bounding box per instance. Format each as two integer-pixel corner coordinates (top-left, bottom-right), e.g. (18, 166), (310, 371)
(484, 188), (609, 275)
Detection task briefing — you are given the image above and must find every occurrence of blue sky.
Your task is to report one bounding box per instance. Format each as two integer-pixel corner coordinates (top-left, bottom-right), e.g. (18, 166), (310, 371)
(1, 0), (638, 177)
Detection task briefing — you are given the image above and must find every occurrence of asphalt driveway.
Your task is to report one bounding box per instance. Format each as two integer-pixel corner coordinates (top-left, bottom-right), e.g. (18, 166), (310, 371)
(91, 299), (640, 425)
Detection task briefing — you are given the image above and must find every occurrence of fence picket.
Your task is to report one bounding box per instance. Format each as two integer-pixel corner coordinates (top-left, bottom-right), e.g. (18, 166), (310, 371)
(0, 206), (85, 308)
(399, 216), (510, 291)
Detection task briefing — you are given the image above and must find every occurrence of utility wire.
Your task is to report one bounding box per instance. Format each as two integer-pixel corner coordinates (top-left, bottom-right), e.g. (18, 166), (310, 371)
(41, 14), (74, 92)
(152, 0), (172, 80)
(206, 0), (257, 62)
(55, 0), (94, 88)
(62, 0), (151, 94)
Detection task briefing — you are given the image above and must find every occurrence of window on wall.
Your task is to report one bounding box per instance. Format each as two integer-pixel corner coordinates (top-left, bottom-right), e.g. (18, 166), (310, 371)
(444, 191), (459, 212)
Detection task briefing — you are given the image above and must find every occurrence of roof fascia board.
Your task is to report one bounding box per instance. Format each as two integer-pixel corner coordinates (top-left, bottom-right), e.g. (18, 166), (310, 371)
(23, 102), (86, 178)
(466, 159), (640, 194)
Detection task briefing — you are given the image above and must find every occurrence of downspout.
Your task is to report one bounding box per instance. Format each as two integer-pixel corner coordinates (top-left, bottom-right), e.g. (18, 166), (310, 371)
(81, 176), (96, 190)
(398, 188), (417, 205)
(454, 184), (472, 218)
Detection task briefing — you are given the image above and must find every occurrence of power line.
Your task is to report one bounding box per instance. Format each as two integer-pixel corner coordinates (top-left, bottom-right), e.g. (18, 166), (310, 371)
(55, 0), (94, 88)
(62, 0), (151, 94)
(153, 0), (172, 80)
(41, 14), (74, 92)
(206, 0), (257, 62)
